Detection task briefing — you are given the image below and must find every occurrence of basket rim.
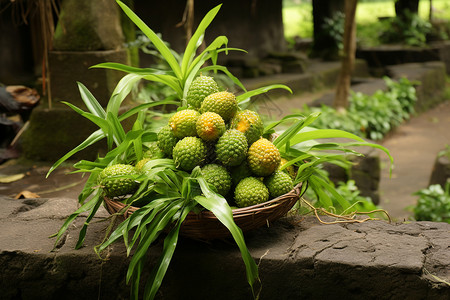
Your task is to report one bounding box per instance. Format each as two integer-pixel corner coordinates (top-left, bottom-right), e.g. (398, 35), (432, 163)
(104, 182), (304, 216)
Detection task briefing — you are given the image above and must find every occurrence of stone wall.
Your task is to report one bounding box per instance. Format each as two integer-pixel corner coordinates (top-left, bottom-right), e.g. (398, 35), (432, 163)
(0, 196), (448, 299)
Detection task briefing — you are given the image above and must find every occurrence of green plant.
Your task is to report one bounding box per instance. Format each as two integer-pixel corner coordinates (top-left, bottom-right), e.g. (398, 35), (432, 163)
(322, 11), (345, 51)
(412, 182), (450, 223)
(379, 10), (432, 47)
(302, 77), (417, 140)
(48, 1), (393, 299)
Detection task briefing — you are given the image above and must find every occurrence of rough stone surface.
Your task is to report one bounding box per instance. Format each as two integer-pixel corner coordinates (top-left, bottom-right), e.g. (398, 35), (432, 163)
(48, 49), (130, 106)
(53, 0), (124, 51)
(0, 196), (448, 299)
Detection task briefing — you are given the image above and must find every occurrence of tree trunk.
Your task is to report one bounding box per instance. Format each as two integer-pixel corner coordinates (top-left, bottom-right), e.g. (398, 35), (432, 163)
(333, 0), (357, 109)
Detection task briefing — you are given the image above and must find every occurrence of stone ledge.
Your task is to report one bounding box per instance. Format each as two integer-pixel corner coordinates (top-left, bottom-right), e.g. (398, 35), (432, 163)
(0, 196), (448, 299)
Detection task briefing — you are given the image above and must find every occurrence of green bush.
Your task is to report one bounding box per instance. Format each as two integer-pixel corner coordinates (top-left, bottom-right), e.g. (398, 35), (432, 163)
(302, 77), (417, 140)
(412, 182), (450, 223)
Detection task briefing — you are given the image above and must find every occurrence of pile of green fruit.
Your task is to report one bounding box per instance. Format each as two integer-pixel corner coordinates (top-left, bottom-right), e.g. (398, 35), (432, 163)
(99, 75), (294, 208)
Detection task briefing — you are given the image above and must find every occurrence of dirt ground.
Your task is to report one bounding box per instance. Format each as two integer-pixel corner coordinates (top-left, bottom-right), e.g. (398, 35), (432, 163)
(0, 99), (449, 221)
(379, 100), (450, 221)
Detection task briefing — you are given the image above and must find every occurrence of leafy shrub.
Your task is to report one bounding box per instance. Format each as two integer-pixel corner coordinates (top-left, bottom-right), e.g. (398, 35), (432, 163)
(379, 10), (432, 47)
(412, 182), (450, 223)
(302, 77), (417, 140)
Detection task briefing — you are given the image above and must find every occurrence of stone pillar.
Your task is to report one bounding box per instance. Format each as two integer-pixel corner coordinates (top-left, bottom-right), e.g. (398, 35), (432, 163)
(22, 0), (130, 161)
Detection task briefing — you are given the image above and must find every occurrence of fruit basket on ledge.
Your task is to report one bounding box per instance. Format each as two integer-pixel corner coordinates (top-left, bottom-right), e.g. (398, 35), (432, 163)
(104, 182), (304, 240)
(48, 2), (393, 299)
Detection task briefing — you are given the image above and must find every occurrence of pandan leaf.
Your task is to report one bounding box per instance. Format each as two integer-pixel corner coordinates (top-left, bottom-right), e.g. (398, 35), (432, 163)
(51, 189), (102, 249)
(77, 82), (106, 118)
(91, 62), (169, 76)
(75, 193), (104, 249)
(116, 0), (182, 79)
(192, 169), (259, 296)
(107, 73), (144, 116)
(46, 129), (105, 177)
(236, 84), (293, 104)
(143, 202), (195, 300)
(200, 65), (247, 92)
(181, 4), (222, 77)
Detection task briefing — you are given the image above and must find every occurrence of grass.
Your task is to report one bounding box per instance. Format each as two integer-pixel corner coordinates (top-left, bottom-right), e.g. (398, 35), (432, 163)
(283, 0), (450, 39)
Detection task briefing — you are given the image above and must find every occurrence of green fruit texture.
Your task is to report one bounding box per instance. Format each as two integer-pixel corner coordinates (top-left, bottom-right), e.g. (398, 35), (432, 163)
(264, 171), (294, 198)
(98, 164), (138, 198)
(234, 177), (269, 207)
(247, 138), (281, 176)
(143, 142), (165, 159)
(169, 109), (200, 138)
(172, 136), (207, 171)
(200, 91), (237, 122)
(186, 75), (220, 109)
(215, 129), (248, 167)
(196, 112), (226, 141)
(201, 164), (232, 196)
(135, 158), (151, 172)
(229, 109), (264, 145)
(157, 125), (179, 157)
(229, 160), (253, 186)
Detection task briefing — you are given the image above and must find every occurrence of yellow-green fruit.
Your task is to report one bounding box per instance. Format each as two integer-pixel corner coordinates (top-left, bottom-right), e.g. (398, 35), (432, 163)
(186, 75), (220, 109)
(169, 109), (200, 138)
(229, 109), (264, 145)
(135, 158), (151, 172)
(200, 91), (237, 122)
(215, 129), (248, 167)
(157, 125), (178, 157)
(98, 164), (138, 198)
(234, 177), (269, 207)
(264, 171), (294, 198)
(247, 138), (281, 176)
(201, 164), (232, 196)
(279, 158), (296, 180)
(172, 136), (207, 171)
(196, 112), (226, 141)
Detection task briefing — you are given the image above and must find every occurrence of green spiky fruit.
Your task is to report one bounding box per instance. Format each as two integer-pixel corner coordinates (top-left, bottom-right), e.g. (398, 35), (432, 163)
(196, 112), (226, 141)
(200, 91), (237, 122)
(229, 160), (253, 186)
(172, 136), (207, 171)
(98, 164), (138, 198)
(144, 142), (165, 159)
(229, 109), (264, 145)
(201, 164), (232, 196)
(247, 138), (281, 176)
(186, 75), (220, 109)
(169, 109), (200, 138)
(264, 171), (294, 198)
(215, 129), (248, 167)
(234, 177), (269, 207)
(157, 125), (179, 157)
(135, 158), (151, 172)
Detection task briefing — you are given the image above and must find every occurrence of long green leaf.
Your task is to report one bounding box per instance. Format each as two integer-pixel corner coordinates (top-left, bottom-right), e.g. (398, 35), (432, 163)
(91, 62), (169, 76)
(200, 65), (247, 92)
(181, 4), (222, 77)
(142, 74), (183, 97)
(75, 192), (104, 249)
(46, 129), (105, 177)
(51, 190), (102, 249)
(107, 73), (144, 116)
(77, 82), (106, 118)
(118, 99), (180, 122)
(116, 0), (182, 79)
(236, 84), (293, 103)
(144, 202), (195, 300)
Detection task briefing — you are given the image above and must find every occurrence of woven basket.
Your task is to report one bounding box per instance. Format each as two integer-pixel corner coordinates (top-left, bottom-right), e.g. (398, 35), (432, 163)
(104, 182), (304, 240)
